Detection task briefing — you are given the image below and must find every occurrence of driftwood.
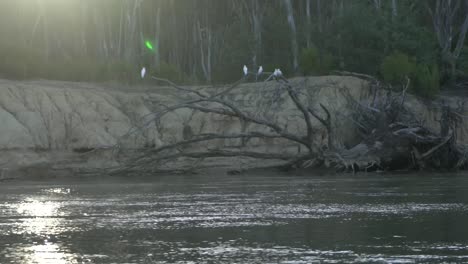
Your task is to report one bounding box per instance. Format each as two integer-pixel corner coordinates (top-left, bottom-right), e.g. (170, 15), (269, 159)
(110, 73), (468, 175)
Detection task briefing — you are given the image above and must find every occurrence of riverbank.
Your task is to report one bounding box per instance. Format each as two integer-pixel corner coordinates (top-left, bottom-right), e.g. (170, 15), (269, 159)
(0, 76), (467, 179)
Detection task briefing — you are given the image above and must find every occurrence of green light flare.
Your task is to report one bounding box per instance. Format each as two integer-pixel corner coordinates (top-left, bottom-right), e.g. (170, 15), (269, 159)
(145, 40), (154, 51)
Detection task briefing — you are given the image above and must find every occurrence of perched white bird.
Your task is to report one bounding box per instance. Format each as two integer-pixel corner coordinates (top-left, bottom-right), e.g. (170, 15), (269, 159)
(257, 66), (263, 76)
(141, 67), (146, 79)
(243, 65), (248, 76)
(274, 68), (283, 77)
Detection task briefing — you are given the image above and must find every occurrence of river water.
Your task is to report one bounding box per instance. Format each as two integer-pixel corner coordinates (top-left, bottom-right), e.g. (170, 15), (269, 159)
(0, 173), (468, 263)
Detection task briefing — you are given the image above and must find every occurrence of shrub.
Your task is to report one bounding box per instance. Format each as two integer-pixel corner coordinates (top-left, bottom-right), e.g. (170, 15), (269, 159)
(0, 46), (139, 84)
(380, 52), (416, 85)
(300, 46), (335, 75)
(381, 52), (439, 98)
(152, 61), (189, 84)
(45, 58), (102, 82)
(212, 62), (240, 84)
(457, 45), (468, 79)
(101, 60), (138, 83)
(412, 63), (440, 98)
(0, 44), (44, 80)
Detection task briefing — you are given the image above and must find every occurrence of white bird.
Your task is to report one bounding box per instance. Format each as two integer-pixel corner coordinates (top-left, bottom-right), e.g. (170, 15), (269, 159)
(243, 65), (248, 76)
(141, 67), (146, 79)
(257, 66), (263, 76)
(274, 68), (283, 77)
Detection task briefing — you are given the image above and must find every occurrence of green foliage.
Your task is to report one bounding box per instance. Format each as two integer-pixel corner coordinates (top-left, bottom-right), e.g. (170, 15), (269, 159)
(457, 46), (468, 78)
(380, 52), (416, 85)
(262, 6), (294, 75)
(300, 46), (335, 75)
(212, 19), (251, 84)
(387, 22), (438, 65)
(412, 64), (440, 98)
(333, 3), (386, 75)
(45, 59), (99, 82)
(0, 44), (43, 80)
(0, 44), (138, 83)
(47, 59), (138, 83)
(380, 52), (439, 97)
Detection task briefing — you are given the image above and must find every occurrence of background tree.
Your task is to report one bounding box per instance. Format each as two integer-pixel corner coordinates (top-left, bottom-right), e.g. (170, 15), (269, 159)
(427, 0), (468, 81)
(0, 0), (466, 95)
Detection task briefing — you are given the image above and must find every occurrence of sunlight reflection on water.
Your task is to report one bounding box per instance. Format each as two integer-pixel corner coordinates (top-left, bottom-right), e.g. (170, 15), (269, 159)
(26, 243), (73, 264)
(13, 189), (74, 264)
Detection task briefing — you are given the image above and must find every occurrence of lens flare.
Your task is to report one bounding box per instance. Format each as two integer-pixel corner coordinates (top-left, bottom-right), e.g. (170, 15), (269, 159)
(145, 40), (154, 51)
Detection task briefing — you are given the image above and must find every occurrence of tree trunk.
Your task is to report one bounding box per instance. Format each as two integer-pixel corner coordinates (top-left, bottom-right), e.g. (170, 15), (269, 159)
(392, 0), (398, 17)
(197, 20), (212, 83)
(454, 6), (468, 59)
(154, 4), (161, 70)
(373, 0), (381, 11)
(283, 0), (299, 72)
(317, 0), (323, 33)
(251, 0), (262, 68)
(428, 0), (468, 80)
(306, 0), (312, 48)
(37, 1), (50, 63)
(30, 0), (43, 50)
(118, 1), (124, 58)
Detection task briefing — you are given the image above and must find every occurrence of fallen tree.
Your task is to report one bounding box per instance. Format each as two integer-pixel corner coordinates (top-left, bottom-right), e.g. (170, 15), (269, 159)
(110, 73), (468, 175)
(323, 74), (468, 172)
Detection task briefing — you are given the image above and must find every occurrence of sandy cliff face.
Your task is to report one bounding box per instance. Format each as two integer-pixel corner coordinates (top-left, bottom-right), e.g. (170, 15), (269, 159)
(0, 76), (466, 176)
(0, 79), (159, 150)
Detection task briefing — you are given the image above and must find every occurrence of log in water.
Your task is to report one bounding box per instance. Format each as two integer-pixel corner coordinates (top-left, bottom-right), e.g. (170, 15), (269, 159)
(1, 173), (468, 263)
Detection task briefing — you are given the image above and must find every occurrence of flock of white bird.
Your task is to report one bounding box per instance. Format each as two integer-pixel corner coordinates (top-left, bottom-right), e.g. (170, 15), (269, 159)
(140, 65), (282, 80)
(243, 64), (282, 79)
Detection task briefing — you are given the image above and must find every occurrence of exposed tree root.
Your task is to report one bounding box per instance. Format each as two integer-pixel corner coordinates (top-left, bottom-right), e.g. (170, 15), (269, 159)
(316, 77), (468, 172)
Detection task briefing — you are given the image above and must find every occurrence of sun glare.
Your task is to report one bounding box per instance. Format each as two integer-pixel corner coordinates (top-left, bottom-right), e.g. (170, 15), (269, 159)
(28, 243), (70, 264)
(15, 191), (74, 263)
(17, 199), (59, 217)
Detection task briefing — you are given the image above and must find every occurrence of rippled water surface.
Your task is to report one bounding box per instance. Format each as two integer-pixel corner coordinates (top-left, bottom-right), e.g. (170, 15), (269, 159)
(1, 173), (468, 263)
